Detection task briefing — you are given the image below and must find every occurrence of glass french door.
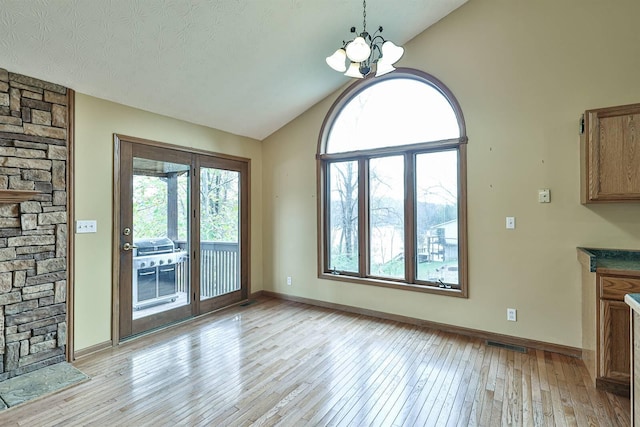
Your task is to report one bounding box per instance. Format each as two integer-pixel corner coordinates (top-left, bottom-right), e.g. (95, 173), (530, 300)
(117, 137), (248, 340)
(196, 156), (247, 313)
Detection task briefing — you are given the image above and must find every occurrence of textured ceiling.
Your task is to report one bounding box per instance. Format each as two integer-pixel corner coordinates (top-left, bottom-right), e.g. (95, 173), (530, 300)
(0, 0), (467, 140)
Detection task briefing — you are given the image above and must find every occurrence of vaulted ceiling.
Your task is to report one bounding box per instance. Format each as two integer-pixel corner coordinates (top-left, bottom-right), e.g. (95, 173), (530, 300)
(0, 0), (467, 140)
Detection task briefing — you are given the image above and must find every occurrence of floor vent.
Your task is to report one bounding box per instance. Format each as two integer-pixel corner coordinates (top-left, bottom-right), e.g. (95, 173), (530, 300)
(486, 340), (527, 353)
(240, 300), (257, 307)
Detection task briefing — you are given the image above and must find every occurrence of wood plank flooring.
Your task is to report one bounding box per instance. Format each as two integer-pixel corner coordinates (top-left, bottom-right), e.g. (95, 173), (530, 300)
(0, 297), (631, 426)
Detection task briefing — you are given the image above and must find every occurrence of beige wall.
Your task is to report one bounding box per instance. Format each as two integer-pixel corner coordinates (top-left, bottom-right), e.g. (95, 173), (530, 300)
(262, 0), (640, 348)
(74, 94), (262, 351)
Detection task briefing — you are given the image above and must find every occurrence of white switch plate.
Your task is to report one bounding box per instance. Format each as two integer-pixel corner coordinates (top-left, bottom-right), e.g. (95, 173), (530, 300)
(76, 220), (97, 233)
(506, 217), (515, 229)
(507, 308), (517, 321)
(538, 188), (550, 203)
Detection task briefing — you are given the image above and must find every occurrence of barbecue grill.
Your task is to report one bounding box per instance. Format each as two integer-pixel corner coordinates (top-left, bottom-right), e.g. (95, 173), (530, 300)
(132, 237), (188, 310)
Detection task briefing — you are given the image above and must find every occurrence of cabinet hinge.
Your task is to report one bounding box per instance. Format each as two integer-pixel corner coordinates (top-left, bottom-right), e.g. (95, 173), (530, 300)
(579, 114), (585, 135)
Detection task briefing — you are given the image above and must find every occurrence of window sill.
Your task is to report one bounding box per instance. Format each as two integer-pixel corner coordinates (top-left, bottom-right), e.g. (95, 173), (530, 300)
(319, 272), (467, 298)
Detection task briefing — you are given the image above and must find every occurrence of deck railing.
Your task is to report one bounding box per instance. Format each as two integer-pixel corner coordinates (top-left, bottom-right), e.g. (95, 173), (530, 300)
(175, 241), (240, 299)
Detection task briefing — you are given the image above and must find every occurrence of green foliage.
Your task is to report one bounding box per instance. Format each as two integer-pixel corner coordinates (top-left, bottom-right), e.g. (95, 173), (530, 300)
(199, 168), (239, 242)
(133, 168), (239, 243)
(133, 176), (168, 239)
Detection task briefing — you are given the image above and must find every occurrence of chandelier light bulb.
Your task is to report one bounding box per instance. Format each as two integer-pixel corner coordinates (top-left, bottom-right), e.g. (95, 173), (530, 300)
(344, 62), (364, 78)
(326, 48), (347, 72)
(374, 60), (395, 77)
(345, 36), (371, 63)
(381, 41), (404, 65)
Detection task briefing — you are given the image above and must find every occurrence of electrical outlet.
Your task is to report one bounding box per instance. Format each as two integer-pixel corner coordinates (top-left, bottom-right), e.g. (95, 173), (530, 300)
(538, 188), (550, 203)
(286, 276), (292, 286)
(507, 308), (517, 322)
(506, 217), (515, 229)
(76, 220), (97, 233)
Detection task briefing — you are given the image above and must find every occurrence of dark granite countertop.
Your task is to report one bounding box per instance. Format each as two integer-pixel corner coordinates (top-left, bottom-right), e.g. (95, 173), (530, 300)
(577, 247), (640, 273)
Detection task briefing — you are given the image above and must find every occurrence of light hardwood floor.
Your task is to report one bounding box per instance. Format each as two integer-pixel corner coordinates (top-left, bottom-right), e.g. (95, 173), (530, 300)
(0, 297), (631, 426)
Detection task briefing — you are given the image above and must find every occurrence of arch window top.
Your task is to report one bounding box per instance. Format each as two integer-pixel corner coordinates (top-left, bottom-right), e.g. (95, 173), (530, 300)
(323, 70), (466, 155)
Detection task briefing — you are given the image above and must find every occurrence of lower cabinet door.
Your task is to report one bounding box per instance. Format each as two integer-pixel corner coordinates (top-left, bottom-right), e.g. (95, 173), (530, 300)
(600, 299), (631, 382)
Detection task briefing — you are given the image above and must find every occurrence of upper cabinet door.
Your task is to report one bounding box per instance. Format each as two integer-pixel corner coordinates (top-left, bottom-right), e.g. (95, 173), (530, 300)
(581, 103), (640, 204)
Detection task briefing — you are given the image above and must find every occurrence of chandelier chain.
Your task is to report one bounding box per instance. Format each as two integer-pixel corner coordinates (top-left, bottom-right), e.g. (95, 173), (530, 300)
(362, 0), (367, 33)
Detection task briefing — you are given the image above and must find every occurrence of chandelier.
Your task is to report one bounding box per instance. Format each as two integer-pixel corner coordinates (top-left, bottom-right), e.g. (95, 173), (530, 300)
(326, 0), (404, 78)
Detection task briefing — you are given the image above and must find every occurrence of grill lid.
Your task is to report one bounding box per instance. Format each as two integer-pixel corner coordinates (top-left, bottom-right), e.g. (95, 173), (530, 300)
(134, 237), (174, 256)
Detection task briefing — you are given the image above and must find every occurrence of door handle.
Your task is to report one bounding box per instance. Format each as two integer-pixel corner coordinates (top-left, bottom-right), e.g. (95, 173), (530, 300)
(123, 242), (138, 251)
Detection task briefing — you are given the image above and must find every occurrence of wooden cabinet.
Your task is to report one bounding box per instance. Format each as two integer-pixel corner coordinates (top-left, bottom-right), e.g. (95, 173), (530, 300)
(581, 103), (640, 204)
(597, 274), (640, 395)
(627, 299), (640, 426)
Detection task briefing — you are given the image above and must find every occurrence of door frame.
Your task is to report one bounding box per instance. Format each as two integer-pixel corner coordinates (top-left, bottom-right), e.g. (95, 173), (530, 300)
(112, 134), (251, 345)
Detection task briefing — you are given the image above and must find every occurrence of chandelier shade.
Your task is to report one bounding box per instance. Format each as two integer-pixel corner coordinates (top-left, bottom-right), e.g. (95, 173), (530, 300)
(326, 0), (404, 78)
(345, 36), (372, 63)
(344, 62), (364, 79)
(326, 49), (348, 72)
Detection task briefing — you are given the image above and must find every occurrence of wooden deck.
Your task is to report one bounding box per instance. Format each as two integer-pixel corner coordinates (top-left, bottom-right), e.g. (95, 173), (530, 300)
(0, 297), (630, 426)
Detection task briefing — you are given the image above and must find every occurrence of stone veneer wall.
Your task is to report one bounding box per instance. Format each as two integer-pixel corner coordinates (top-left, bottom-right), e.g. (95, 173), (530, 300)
(0, 68), (69, 380)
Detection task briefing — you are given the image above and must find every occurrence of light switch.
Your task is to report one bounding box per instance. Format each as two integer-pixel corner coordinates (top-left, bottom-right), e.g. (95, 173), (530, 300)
(538, 188), (550, 203)
(76, 220), (97, 233)
(506, 217), (515, 229)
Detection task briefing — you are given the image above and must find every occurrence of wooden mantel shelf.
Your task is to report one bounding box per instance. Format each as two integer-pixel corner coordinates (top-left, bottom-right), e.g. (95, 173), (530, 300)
(0, 190), (40, 204)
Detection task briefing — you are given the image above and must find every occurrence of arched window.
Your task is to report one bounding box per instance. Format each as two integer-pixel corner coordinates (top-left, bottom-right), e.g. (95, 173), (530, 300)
(317, 69), (468, 296)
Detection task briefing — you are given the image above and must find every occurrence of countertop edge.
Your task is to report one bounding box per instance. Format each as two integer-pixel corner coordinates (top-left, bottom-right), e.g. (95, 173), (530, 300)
(577, 247), (597, 272)
(625, 293), (640, 313)
(577, 247), (640, 273)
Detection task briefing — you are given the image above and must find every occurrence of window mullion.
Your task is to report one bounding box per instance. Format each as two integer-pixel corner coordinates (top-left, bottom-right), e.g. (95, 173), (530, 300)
(359, 158), (370, 278)
(405, 153), (416, 284)
(322, 161), (331, 274)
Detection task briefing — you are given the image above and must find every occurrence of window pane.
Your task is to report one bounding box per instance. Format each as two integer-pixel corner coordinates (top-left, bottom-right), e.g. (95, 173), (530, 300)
(200, 168), (240, 300)
(327, 79), (460, 154)
(416, 150), (459, 285)
(329, 161), (359, 273)
(369, 156), (404, 279)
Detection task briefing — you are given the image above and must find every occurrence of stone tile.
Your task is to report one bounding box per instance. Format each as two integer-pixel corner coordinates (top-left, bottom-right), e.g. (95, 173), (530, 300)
(54, 280), (66, 304)
(52, 160), (65, 190)
(22, 170), (51, 182)
(0, 248), (16, 262)
(20, 98), (51, 112)
(0, 218), (20, 228)
(47, 145), (66, 160)
(36, 257), (65, 275)
(0, 157), (51, 170)
(9, 88), (20, 112)
(0, 116), (22, 126)
(0, 123), (23, 133)
(9, 82), (43, 93)
(51, 104), (67, 128)
(31, 110), (51, 126)
(0, 272), (11, 293)
(23, 123), (66, 140)
(44, 91), (67, 106)
(0, 362), (87, 408)
(9, 73), (66, 95)
(21, 107), (31, 123)
(38, 211), (66, 225)
(20, 202), (42, 214)
(21, 91), (42, 101)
